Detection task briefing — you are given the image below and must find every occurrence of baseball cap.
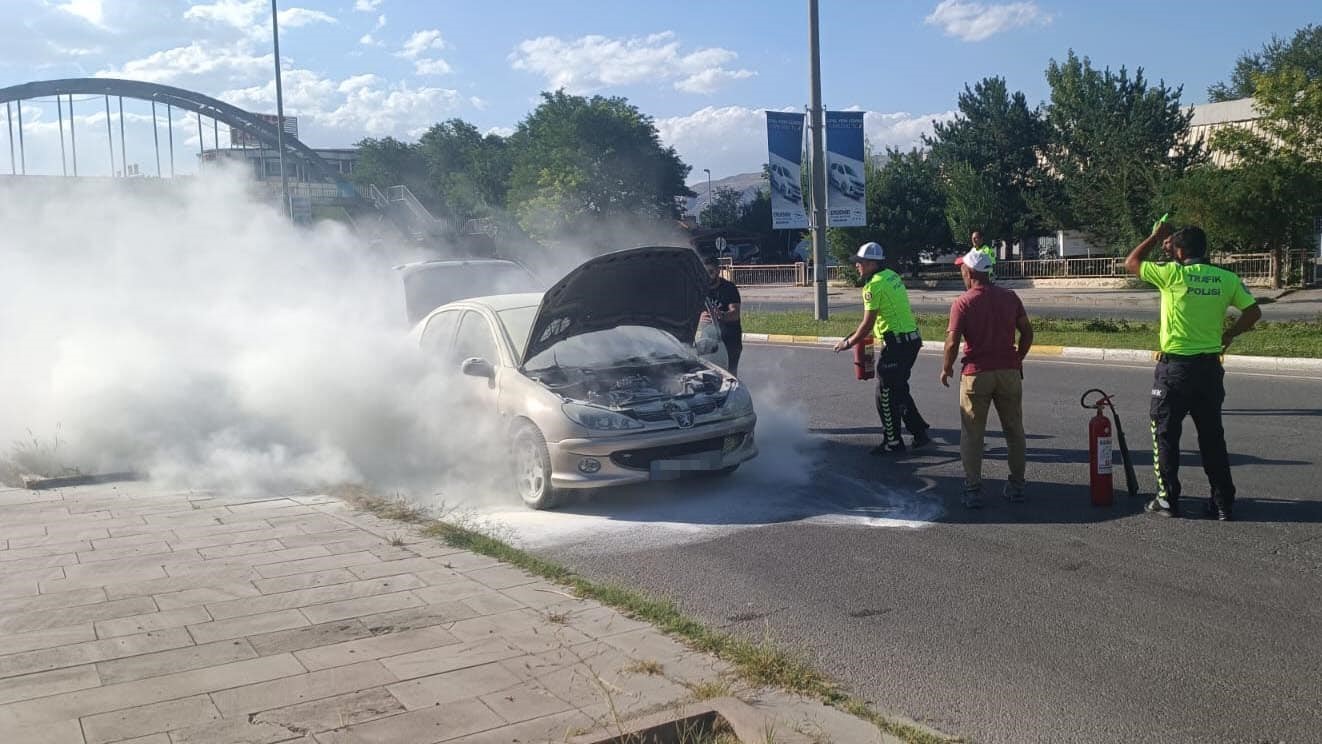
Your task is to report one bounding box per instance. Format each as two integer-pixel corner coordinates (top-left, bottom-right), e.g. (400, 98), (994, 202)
(955, 249), (993, 273)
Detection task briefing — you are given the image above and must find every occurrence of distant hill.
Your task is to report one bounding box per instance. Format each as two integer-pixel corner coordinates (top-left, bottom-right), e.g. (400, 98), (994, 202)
(683, 172), (766, 217)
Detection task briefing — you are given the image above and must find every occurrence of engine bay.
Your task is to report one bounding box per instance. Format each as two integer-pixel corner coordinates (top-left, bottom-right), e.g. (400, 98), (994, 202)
(530, 360), (729, 410)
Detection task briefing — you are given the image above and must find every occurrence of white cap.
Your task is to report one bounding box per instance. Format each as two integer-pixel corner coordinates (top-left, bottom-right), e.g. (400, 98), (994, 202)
(855, 242), (885, 261)
(956, 249), (993, 273)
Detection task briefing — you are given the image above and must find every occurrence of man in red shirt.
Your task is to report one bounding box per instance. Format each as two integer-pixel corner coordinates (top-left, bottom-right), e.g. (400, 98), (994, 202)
(940, 249), (1034, 508)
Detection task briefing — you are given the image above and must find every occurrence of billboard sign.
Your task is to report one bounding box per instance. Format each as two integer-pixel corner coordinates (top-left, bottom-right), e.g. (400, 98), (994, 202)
(765, 111), (809, 230)
(825, 111), (866, 227)
(230, 114), (299, 148)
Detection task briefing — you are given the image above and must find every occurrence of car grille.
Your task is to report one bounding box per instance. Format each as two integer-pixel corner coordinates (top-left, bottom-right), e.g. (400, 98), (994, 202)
(610, 437), (726, 470)
(632, 401), (720, 422)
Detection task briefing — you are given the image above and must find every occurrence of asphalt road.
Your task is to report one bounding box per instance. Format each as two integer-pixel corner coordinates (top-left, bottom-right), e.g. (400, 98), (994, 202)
(741, 287), (1322, 322)
(479, 346), (1322, 744)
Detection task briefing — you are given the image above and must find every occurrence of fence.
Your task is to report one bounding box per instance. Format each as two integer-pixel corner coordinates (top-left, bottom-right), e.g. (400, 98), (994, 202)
(728, 252), (1316, 288)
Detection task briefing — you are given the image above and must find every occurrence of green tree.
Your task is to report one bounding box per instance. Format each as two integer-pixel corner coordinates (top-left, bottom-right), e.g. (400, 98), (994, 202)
(506, 90), (693, 242)
(699, 186), (744, 228)
(924, 76), (1044, 246)
(417, 119), (512, 219)
(350, 136), (429, 198)
(1035, 51), (1203, 251)
(1170, 67), (1322, 284)
(1208, 24), (1322, 102)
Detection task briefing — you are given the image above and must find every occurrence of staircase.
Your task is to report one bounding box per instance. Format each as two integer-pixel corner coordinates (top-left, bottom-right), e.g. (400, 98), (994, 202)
(364, 183), (448, 242)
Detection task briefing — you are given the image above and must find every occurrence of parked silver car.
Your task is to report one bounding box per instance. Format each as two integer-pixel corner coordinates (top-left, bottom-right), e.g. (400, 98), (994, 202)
(408, 247), (758, 509)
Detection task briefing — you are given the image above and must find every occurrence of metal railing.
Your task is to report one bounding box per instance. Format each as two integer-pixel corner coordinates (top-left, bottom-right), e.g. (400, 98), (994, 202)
(725, 252), (1316, 288)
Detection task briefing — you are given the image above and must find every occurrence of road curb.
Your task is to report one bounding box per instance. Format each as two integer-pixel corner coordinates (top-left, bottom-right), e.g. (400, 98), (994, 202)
(743, 333), (1322, 375)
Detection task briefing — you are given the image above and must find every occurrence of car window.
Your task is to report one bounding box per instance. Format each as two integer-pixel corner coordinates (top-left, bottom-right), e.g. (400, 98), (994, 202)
(496, 305), (538, 358)
(453, 312), (499, 365)
(420, 310), (459, 358)
(525, 326), (694, 371)
(401, 262), (540, 324)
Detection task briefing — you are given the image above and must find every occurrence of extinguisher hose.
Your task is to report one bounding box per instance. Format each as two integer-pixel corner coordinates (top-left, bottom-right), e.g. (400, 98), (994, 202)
(1080, 388), (1142, 499)
(1080, 388), (1116, 416)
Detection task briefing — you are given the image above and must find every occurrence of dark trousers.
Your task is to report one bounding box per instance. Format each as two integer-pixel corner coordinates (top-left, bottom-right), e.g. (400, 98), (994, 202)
(1150, 356), (1236, 511)
(875, 336), (928, 444)
(723, 338), (743, 377)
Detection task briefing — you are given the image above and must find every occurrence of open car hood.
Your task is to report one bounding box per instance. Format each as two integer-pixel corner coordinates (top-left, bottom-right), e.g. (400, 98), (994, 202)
(521, 246), (708, 365)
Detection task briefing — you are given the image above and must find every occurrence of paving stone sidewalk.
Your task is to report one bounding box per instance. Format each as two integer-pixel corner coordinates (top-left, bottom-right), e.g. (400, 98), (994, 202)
(0, 483), (891, 744)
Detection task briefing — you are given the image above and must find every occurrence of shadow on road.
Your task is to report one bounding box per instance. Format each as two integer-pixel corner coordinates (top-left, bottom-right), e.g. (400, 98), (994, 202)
(1223, 408), (1322, 417)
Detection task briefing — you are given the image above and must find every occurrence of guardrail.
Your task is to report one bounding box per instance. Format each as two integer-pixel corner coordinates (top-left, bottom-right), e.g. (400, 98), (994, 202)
(725, 252), (1315, 288)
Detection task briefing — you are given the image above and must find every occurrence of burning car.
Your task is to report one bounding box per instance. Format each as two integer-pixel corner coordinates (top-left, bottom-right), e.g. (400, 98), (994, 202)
(408, 246), (758, 509)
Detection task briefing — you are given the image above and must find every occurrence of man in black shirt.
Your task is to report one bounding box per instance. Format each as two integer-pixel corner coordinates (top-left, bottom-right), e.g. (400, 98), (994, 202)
(700, 254), (743, 375)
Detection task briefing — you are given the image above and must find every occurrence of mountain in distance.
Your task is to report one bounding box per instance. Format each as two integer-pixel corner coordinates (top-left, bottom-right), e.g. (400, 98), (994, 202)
(682, 171), (767, 217)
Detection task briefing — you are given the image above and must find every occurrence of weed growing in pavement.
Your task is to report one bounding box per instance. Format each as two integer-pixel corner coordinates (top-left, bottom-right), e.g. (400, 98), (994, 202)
(387, 534), (407, 548)
(688, 678), (734, 700)
(0, 427), (81, 486)
(625, 659), (665, 676)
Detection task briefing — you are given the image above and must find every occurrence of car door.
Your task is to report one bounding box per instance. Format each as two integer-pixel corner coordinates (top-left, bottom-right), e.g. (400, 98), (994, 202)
(450, 310), (502, 413)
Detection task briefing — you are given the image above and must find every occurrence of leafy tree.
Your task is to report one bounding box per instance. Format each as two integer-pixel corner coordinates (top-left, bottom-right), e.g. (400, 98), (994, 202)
(924, 76), (1044, 246)
(506, 90), (693, 243)
(1170, 67), (1322, 284)
(417, 119), (511, 219)
(1035, 51), (1203, 251)
(1208, 24), (1322, 102)
(350, 136), (429, 198)
(699, 186), (744, 229)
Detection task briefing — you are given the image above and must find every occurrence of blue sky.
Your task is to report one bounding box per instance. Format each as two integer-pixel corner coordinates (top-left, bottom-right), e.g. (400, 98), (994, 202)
(1, 0), (1317, 179)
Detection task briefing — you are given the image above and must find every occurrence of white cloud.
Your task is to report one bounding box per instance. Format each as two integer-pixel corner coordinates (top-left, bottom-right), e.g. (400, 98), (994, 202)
(183, 0), (336, 37)
(399, 29), (445, 59)
(97, 42), (273, 85)
(358, 33), (380, 46)
(354, 0), (383, 10)
(924, 0), (1051, 42)
(51, 0), (106, 28)
(374, 14), (387, 30)
(413, 58), (452, 76)
(223, 71), (461, 138)
(470, 97), (488, 111)
(278, 8), (337, 27)
(510, 31), (756, 95)
(655, 105), (954, 179)
(485, 126), (515, 138)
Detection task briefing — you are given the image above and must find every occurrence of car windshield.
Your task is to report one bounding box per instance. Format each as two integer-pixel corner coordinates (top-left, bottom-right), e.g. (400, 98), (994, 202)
(524, 326), (694, 371)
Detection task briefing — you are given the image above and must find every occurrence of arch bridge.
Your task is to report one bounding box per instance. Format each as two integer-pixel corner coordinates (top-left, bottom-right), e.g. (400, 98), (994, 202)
(0, 77), (337, 182)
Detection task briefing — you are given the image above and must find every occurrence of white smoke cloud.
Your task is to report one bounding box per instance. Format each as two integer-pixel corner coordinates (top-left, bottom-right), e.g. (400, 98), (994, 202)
(0, 169), (508, 495)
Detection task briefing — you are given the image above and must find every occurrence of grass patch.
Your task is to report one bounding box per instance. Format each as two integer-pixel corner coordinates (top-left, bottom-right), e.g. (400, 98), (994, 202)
(337, 487), (954, 744)
(625, 658), (665, 676)
(743, 311), (1322, 359)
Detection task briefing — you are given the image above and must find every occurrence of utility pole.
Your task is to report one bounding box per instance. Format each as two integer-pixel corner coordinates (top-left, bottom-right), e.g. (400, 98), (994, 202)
(808, 0), (829, 320)
(703, 167), (711, 226)
(271, 0), (292, 219)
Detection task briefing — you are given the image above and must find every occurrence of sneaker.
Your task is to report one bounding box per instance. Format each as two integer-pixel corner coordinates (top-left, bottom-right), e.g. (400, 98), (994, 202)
(1003, 482), (1026, 503)
(1144, 498), (1180, 518)
(961, 488), (984, 509)
(870, 441), (906, 455)
(910, 431), (933, 449)
(1203, 499), (1233, 522)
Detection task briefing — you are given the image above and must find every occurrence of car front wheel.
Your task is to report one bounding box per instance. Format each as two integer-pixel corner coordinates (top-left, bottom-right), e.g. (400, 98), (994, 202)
(511, 422), (562, 510)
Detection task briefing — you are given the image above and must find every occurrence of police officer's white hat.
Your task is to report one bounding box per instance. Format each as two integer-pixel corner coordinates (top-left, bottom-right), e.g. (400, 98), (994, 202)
(956, 248), (993, 273)
(855, 242), (885, 261)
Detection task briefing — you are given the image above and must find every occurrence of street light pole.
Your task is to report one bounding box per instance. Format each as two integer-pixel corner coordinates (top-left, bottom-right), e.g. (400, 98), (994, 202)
(703, 167), (712, 226)
(808, 0), (829, 320)
(271, 0), (292, 219)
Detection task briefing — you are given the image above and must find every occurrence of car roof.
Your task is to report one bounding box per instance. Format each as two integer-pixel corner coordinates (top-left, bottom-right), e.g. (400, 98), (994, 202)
(392, 257), (529, 271)
(432, 292), (544, 313)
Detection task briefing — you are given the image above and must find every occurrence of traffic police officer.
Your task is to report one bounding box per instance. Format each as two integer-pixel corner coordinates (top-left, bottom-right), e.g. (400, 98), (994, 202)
(971, 230), (996, 280)
(1124, 223), (1262, 520)
(834, 242), (932, 453)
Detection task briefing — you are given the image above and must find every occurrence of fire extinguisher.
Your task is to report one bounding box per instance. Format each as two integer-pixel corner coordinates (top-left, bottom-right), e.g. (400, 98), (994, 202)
(1080, 389), (1141, 507)
(853, 336), (875, 380)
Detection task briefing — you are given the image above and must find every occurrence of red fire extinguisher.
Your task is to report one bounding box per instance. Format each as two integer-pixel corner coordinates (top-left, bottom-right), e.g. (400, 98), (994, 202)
(1087, 399), (1114, 507)
(853, 336), (875, 380)
(1080, 389), (1142, 507)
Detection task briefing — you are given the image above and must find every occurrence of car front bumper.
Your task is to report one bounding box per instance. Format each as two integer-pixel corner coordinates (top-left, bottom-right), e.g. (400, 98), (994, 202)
(547, 414), (758, 489)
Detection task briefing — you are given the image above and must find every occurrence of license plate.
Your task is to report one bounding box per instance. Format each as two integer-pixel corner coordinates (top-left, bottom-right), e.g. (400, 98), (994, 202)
(650, 452), (722, 478)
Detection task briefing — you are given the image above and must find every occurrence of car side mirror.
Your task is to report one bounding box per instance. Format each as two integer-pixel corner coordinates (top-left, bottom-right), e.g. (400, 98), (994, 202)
(460, 357), (495, 379)
(695, 338), (720, 355)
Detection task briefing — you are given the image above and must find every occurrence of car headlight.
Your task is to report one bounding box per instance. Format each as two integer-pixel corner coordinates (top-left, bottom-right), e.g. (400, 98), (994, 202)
(562, 403), (644, 431)
(722, 383), (754, 417)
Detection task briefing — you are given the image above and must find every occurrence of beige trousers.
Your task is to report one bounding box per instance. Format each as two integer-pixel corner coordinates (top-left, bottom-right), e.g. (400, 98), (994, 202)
(959, 369), (1027, 490)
